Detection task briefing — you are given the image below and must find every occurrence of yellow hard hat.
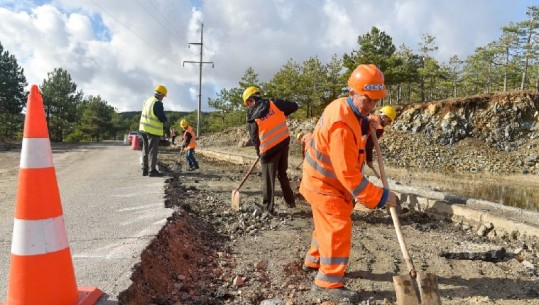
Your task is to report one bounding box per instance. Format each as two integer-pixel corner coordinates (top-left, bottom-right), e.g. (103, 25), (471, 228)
(180, 119), (189, 128)
(242, 86), (260, 105)
(347, 64), (386, 100)
(155, 84), (167, 96)
(380, 105), (396, 121)
(296, 132), (304, 141)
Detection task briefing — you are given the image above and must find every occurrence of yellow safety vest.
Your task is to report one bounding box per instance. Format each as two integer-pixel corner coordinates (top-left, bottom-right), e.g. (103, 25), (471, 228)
(139, 97), (164, 136)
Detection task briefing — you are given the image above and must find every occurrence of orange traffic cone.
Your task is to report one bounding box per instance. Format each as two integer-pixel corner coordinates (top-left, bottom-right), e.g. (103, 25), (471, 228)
(131, 135), (140, 150)
(3, 85), (103, 305)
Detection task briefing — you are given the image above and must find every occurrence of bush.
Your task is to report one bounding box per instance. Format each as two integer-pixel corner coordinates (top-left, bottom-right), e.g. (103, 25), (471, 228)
(64, 130), (87, 143)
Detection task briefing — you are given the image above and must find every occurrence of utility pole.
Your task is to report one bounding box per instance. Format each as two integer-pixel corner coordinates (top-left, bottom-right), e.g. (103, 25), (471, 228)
(183, 23), (214, 137)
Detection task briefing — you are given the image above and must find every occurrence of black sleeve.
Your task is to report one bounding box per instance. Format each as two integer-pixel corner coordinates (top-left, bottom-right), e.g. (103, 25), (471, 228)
(183, 131), (192, 148)
(365, 138), (374, 162)
(153, 101), (168, 123)
(247, 122), (260, 155)
(272, 99), (299, 116)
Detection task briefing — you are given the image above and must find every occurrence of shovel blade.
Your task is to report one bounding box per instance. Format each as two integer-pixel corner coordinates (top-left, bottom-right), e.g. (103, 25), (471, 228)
(172, 161), (182, 172)
(231, 190), (240, 211)
(393, 275), (421, 305)
(416, 272), (442, 305)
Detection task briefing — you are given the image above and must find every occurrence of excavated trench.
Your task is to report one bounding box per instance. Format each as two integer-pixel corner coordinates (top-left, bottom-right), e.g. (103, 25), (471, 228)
(118, 150), (539, 305)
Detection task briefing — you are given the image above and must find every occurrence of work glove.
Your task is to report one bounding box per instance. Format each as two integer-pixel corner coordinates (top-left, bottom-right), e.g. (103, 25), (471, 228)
(384, 192), (402, 215)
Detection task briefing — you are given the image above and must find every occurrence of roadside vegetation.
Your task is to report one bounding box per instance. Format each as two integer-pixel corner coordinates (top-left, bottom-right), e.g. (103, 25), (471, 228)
(0, 6), (537, 143)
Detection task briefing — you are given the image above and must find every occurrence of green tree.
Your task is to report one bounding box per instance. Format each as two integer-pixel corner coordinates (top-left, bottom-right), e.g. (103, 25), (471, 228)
(79, 95), (114, 141)
(324, 54), (344, 108)
(129, 114), (141, 131)
(342, 26), (399, 103)
(498, 23), (522, 91)
(393, 44), (422, 103)
(0, 41), (27, 139)
(418, 33), (440, 101)
(264, 59), (302, 103)
(238, 67), (261, 106)
(111, 111), (130, 140)
(343, 26), (396, 76)
(447, 55), (463, 97)
(299, 56), (328, 118)
(462, 45), (498, 94)
(208, 88), (239, 126)
(41, 68), (83, 142)
(516, 5), (539, 90)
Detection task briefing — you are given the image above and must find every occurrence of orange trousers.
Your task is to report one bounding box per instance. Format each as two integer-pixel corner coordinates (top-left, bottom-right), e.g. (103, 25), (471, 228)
(302, 190), (353, 288)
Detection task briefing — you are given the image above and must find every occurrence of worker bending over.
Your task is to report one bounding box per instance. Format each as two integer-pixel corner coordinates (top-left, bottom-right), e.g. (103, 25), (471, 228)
(243, 86), (298, 214)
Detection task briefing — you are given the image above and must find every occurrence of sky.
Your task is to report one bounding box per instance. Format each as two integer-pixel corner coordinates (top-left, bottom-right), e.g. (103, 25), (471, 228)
(0, 0), (536, 113)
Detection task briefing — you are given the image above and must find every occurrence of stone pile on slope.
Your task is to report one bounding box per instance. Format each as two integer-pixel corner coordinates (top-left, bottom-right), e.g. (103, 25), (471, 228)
(201, 91), (539, 175)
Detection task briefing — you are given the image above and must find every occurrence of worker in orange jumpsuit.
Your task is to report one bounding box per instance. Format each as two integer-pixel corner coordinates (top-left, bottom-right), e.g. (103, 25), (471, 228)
(364, 105), (396, 178)
(243, 86), (299, 214)
(300, 64), (399, 301)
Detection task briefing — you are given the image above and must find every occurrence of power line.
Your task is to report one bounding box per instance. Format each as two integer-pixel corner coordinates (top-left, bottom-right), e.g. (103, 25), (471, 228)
(148, 0), (189, 45)
(182, 23), (214, 137)
(134, 0), (187, 47)
(90, 0), (182, 67)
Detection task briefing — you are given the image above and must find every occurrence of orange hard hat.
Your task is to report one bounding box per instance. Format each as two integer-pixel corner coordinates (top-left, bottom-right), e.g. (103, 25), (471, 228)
(347, 64), (386, 100)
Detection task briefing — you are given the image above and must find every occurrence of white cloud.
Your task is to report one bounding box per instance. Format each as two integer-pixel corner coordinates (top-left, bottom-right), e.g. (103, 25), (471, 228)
(0, 0), (535, 114)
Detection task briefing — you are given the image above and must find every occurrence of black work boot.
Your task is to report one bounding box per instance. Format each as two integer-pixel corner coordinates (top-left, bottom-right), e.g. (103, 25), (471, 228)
(149, 170), (163, 177)
(311, 285), (360, 302)
(142, 168), (148, 176)
(286, 199), (296, 208)
(302, 264), (318, 272)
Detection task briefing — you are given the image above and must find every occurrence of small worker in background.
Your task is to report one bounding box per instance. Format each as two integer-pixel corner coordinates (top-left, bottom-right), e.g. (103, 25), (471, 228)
(364, 105), (396, 178)
(180, 119), (199, 171)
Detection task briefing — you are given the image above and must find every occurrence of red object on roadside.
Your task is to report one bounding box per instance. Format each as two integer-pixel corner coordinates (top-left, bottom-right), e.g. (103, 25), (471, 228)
(131, 135), (140, 150)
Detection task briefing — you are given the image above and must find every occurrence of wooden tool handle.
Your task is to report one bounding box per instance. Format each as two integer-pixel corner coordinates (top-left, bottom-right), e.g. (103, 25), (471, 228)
(235, 156), (260, 191)
(369, 125), (417, 278)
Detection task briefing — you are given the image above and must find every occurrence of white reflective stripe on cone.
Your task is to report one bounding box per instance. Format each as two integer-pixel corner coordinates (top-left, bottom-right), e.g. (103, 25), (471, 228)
(11, 216), (69, 256)
(20, 138), (54, 169)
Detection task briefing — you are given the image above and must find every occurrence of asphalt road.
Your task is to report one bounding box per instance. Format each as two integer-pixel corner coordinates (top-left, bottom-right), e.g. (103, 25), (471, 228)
(0, 141), (172, 304)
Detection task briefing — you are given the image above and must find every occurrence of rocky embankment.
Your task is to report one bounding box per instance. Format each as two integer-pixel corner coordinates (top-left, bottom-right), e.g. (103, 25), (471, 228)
(204, 91), (539, 175)
(386, 91), (539, 175)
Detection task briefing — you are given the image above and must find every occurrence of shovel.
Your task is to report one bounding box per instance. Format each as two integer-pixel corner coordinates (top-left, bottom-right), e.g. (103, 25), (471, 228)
(172, 147), (184, 172)
(294, 159), (304, 170)
(231, 156), (260, 211)
(369, 125), (442, 305)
